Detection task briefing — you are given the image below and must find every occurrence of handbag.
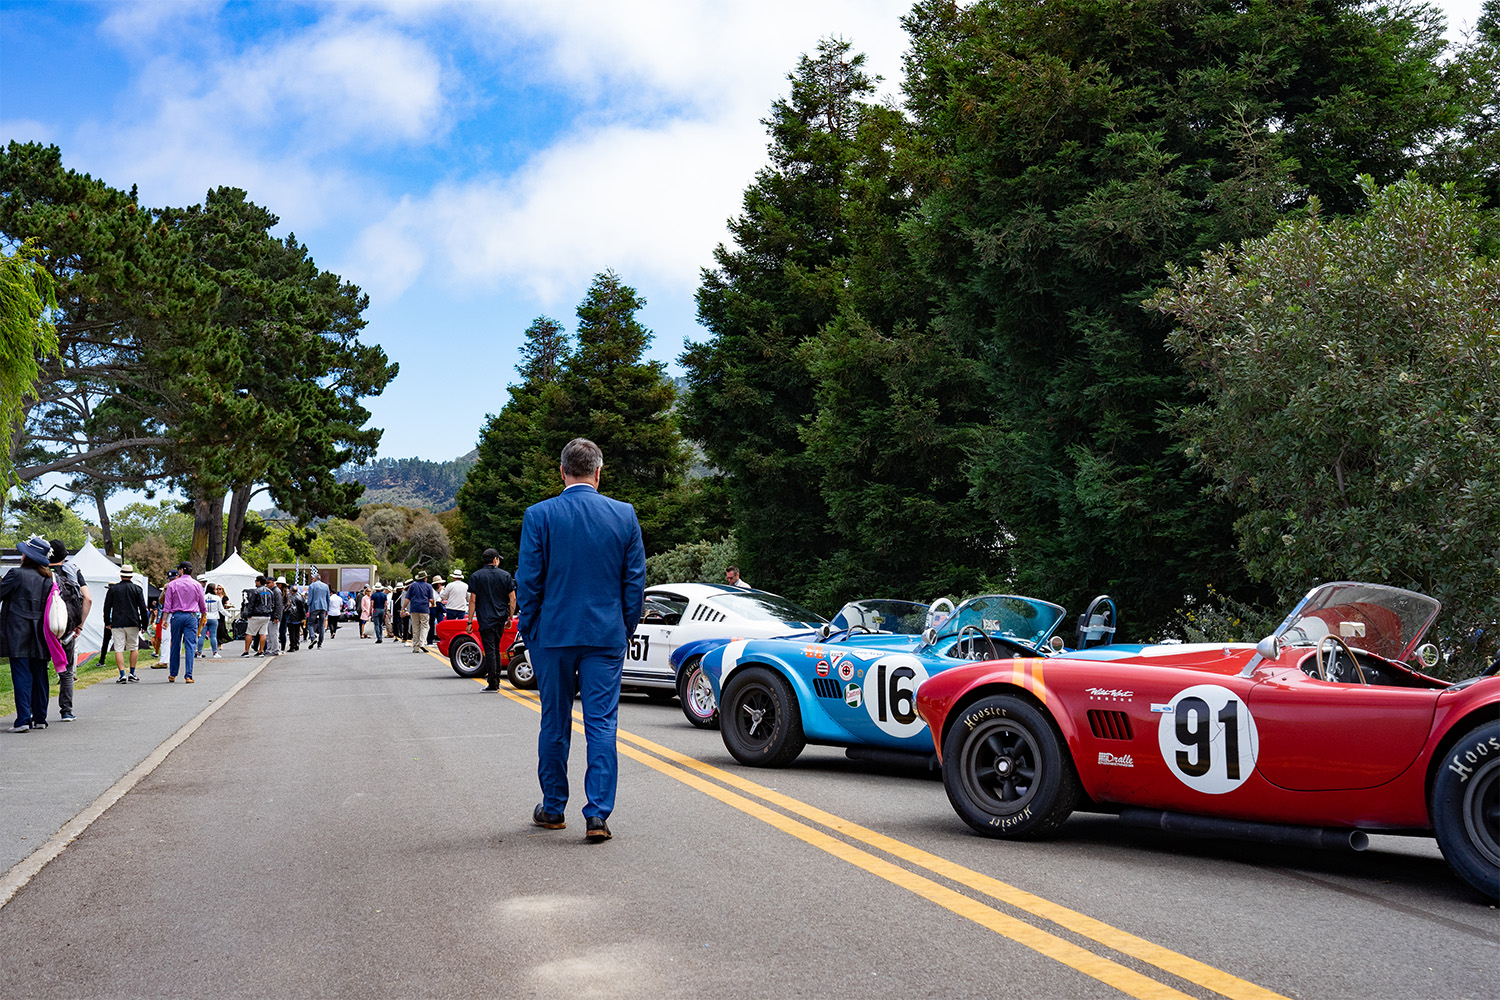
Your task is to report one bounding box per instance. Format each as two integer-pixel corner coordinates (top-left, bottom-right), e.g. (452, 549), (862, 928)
(46, 582), (69, 638)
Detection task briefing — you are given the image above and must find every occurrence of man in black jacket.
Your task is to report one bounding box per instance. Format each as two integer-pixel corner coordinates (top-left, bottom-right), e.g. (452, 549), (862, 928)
(103, 564), (150, 683)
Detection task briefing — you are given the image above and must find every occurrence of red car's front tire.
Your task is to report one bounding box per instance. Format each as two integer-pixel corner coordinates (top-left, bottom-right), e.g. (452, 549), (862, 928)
(941, 694), (1079, 839)
(1431, 720), (1500, 900)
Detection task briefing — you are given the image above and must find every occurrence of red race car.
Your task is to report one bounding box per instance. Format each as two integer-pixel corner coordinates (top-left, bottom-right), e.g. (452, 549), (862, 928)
(915, 581), (1500, 899)
(434, 617), (530, 688)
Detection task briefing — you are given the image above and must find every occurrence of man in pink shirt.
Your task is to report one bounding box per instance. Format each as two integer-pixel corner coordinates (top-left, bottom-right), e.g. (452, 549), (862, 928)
(161, 560), (208, 683)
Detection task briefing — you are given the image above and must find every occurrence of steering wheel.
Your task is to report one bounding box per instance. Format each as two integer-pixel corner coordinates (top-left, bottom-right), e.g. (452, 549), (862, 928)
(840, 625), (873, 641)
(957, 624), (1001, 662)
(1316, 634), (1369, 684)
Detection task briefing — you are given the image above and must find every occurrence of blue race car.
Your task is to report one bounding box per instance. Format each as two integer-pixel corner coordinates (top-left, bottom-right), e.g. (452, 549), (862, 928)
(671, 598), (940, 730)
(698, 594), (1085, 768)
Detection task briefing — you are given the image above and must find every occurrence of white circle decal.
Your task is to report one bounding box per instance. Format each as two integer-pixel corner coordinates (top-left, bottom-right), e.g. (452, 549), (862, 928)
(861, 655), (930, 738)
(1156, 684), (1258, 794)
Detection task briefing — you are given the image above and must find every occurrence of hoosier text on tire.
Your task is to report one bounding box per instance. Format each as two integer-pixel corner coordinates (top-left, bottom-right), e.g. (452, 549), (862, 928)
(941, 693), (1080, 839)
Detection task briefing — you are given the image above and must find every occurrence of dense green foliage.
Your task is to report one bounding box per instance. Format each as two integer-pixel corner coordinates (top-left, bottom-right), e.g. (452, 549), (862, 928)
(683, 1), (1491, 633)
(1152, 176), (1499, 666)
(644, 535), (741, 588)
(0, 242), (56, 484)
(0, 144), (395, 569)
(458, 274), (691, 568)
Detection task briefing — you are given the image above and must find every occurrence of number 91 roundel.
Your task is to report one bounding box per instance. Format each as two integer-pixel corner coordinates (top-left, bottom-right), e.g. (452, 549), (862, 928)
(860, 655), (931, 738)
(1157, 684), (1259, 794)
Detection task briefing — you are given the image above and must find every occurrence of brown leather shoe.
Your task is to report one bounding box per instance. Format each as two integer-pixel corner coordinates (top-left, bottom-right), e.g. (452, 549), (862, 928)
(585, 817), (612, 842)
(532, 804), (565, 830)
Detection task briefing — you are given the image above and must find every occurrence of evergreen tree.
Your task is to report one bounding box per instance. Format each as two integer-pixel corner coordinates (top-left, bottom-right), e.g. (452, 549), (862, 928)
(456, 316), (571, 567)
(900, 0), (1464, 633)
(680, 38), (879, 603)
(458, 274), (689, 565)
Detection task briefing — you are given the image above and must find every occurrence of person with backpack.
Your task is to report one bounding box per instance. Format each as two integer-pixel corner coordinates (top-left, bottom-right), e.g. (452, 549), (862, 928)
(242, 575), (274, 657)
(103, 563), (149, 683)
(48, 540), (92, 722)
(280, 581), (306, 652)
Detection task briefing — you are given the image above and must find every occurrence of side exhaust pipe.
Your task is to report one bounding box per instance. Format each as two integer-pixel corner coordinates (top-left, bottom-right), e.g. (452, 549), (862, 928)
(1118, 808), (1369, 852)
(844, 746), (941, 771)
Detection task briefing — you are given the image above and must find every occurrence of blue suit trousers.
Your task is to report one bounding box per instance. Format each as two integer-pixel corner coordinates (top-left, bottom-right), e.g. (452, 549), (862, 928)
(533, 644), (624, 820)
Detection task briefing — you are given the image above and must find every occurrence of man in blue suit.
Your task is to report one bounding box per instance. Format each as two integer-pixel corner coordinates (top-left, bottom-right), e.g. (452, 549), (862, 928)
(516, 438), (646, 842)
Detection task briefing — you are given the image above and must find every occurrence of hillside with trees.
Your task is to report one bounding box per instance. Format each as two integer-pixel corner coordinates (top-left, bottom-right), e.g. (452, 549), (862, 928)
(335, 452), (477, 510)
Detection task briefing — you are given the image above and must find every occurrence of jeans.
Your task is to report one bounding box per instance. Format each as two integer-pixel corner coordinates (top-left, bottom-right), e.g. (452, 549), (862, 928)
(169, 611), (198, 679)
(58, 638), (76, 714)
(410, 613), (429, 650)
(479, 620), (507, 687)
(428, 609), (441, 645)
(9, 656), (48, 727)
(308, 609), (326, 646)
(445, 608), (467, 621)
(533, 644), (624, 820)
(199, 618), (219, 654)
(372, 611), (385, 641)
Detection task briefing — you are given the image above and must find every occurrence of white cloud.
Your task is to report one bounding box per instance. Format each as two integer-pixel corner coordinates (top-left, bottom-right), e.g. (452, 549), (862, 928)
(74, 12), (446, 222)
(351, 115), (764, 301)
(342, 0), (911, 300)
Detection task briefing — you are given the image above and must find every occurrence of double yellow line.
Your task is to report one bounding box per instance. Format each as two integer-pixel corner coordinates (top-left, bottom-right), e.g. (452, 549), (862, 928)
(429, 651), (1285, 1000)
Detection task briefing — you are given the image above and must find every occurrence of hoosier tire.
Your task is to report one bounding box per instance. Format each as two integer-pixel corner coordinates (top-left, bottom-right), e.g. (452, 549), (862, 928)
(677, 656), (719, 729)
(720, 666), (804, 767)
(1431, 720), (1500, 900)
(941, 694), (1079, 839)
(448, 636), (485, 678)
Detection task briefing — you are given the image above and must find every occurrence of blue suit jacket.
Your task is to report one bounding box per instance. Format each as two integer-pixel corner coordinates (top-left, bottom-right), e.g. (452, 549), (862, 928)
(516, 484), (646, 651)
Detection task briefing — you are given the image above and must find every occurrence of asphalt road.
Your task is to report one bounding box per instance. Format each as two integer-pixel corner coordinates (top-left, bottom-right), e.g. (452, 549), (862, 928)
(1, 636), (1494, 999)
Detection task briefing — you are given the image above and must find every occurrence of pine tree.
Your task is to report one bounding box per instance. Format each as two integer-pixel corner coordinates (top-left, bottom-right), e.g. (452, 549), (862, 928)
(680, 38), (878, 603)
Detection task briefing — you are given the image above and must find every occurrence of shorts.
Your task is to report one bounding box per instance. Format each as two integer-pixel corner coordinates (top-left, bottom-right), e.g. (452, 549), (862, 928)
(247, 616), (271, 637)
(111, 627), (140, 652)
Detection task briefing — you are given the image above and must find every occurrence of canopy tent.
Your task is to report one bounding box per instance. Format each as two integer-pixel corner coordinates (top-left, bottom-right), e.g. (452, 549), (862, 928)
(204, 551), (260, 615)
(69, 540), (140, 665)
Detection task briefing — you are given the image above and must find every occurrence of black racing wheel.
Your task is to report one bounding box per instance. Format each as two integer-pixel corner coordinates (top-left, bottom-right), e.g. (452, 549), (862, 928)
(720, 666), (805, 767)
(941, 694), (1079, 838)
(677, 656), (719, 729)
(1431, 720), (1500, 900)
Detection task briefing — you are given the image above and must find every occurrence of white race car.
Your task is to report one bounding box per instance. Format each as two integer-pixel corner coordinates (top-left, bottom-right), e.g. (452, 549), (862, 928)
(628, 583), (827, 726)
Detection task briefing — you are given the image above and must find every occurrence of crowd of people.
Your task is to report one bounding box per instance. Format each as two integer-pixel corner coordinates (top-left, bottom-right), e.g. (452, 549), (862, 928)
(1, 538), (507, 732)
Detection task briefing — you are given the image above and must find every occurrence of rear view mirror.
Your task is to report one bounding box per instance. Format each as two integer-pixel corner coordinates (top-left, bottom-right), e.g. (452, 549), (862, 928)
(921, 627), (937, 647)
(818, 624), (833, 639)
(1416, 643), (1440, 669)
(1255, 635), (1280, 660)
(1049, 635), (1065, 652)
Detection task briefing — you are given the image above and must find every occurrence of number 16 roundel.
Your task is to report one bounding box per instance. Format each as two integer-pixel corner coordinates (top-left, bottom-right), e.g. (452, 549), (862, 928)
(1156, 684), (1259, 795)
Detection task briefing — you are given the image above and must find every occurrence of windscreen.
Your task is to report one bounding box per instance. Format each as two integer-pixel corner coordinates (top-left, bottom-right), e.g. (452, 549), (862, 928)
(936, 595), (1067, 649)
(831, 600), (931, 634)
(1274, 582), (1440, 662)
(709, 592), (828, 627)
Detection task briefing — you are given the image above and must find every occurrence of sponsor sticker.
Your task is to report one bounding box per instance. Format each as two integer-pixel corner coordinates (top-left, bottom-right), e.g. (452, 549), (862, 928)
(838, 660), (855, 681)
(815, 660), (829, 677)
(1098, 752), (1135, 768)
(1087, 687), (1133, 702)
(843, 683), (863, 707)
(802, 645), (826, 660)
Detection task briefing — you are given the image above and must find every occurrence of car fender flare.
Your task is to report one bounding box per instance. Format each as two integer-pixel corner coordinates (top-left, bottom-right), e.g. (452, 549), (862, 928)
(934, 671), (1091, 794)
(1424, 691), (1500, 811)
(718, 653), (859, 745)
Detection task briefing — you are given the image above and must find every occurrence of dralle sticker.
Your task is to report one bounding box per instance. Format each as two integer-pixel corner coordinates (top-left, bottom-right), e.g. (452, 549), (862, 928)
(859, 655), (931, 737)
(1156, 683), (1259, 794)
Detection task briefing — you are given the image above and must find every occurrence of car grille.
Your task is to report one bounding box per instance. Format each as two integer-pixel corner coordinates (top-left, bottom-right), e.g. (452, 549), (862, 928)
(1087, 710), (1134, 741)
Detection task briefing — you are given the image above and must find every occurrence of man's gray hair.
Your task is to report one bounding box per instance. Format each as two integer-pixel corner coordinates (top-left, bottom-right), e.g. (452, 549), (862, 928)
(561, 437), (604, 478)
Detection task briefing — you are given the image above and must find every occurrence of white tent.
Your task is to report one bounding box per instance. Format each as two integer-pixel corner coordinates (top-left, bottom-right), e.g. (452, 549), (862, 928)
(204, 551), (260, 615)
(68, 539), (137, 665)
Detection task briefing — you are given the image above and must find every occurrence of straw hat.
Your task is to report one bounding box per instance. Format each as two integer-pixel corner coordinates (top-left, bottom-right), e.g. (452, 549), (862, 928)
(120, 563), (135, 576)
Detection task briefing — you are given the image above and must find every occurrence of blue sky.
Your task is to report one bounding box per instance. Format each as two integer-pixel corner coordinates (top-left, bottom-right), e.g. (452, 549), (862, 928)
(1, 0), (1489, 474)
